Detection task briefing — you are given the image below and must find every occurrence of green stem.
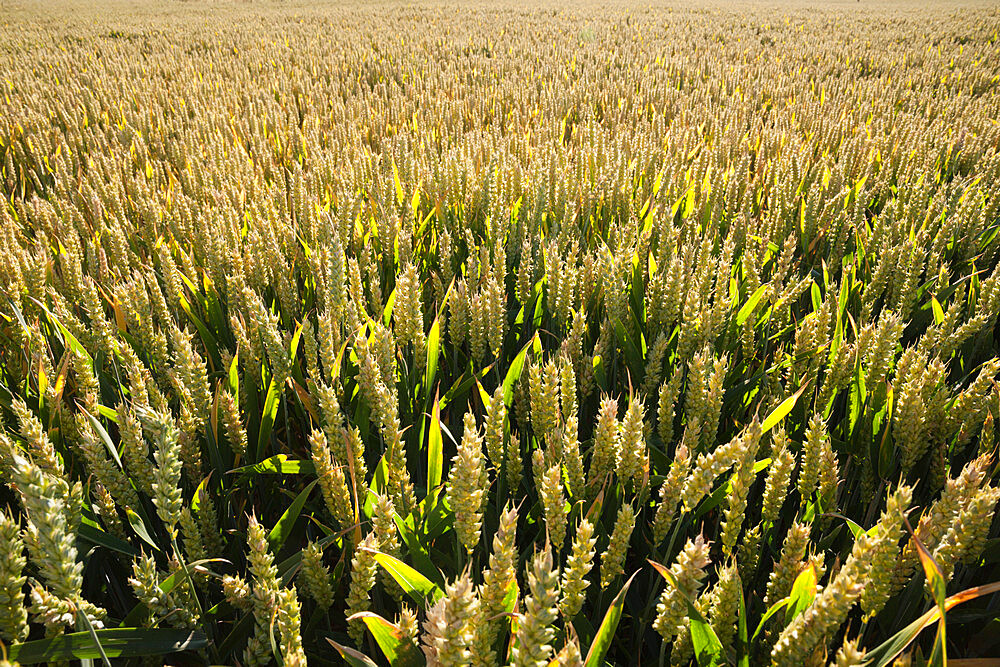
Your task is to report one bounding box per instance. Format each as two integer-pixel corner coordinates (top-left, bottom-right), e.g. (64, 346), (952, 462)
(171, 533), (217, 663)
(636, 512), (688, 655)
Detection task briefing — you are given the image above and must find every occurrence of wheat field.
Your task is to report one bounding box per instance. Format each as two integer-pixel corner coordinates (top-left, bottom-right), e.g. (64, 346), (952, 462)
(1, 0), (999, 665)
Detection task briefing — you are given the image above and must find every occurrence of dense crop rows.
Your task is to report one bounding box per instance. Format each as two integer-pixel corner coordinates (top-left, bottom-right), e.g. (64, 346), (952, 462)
(1, 0), (1000, 665)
